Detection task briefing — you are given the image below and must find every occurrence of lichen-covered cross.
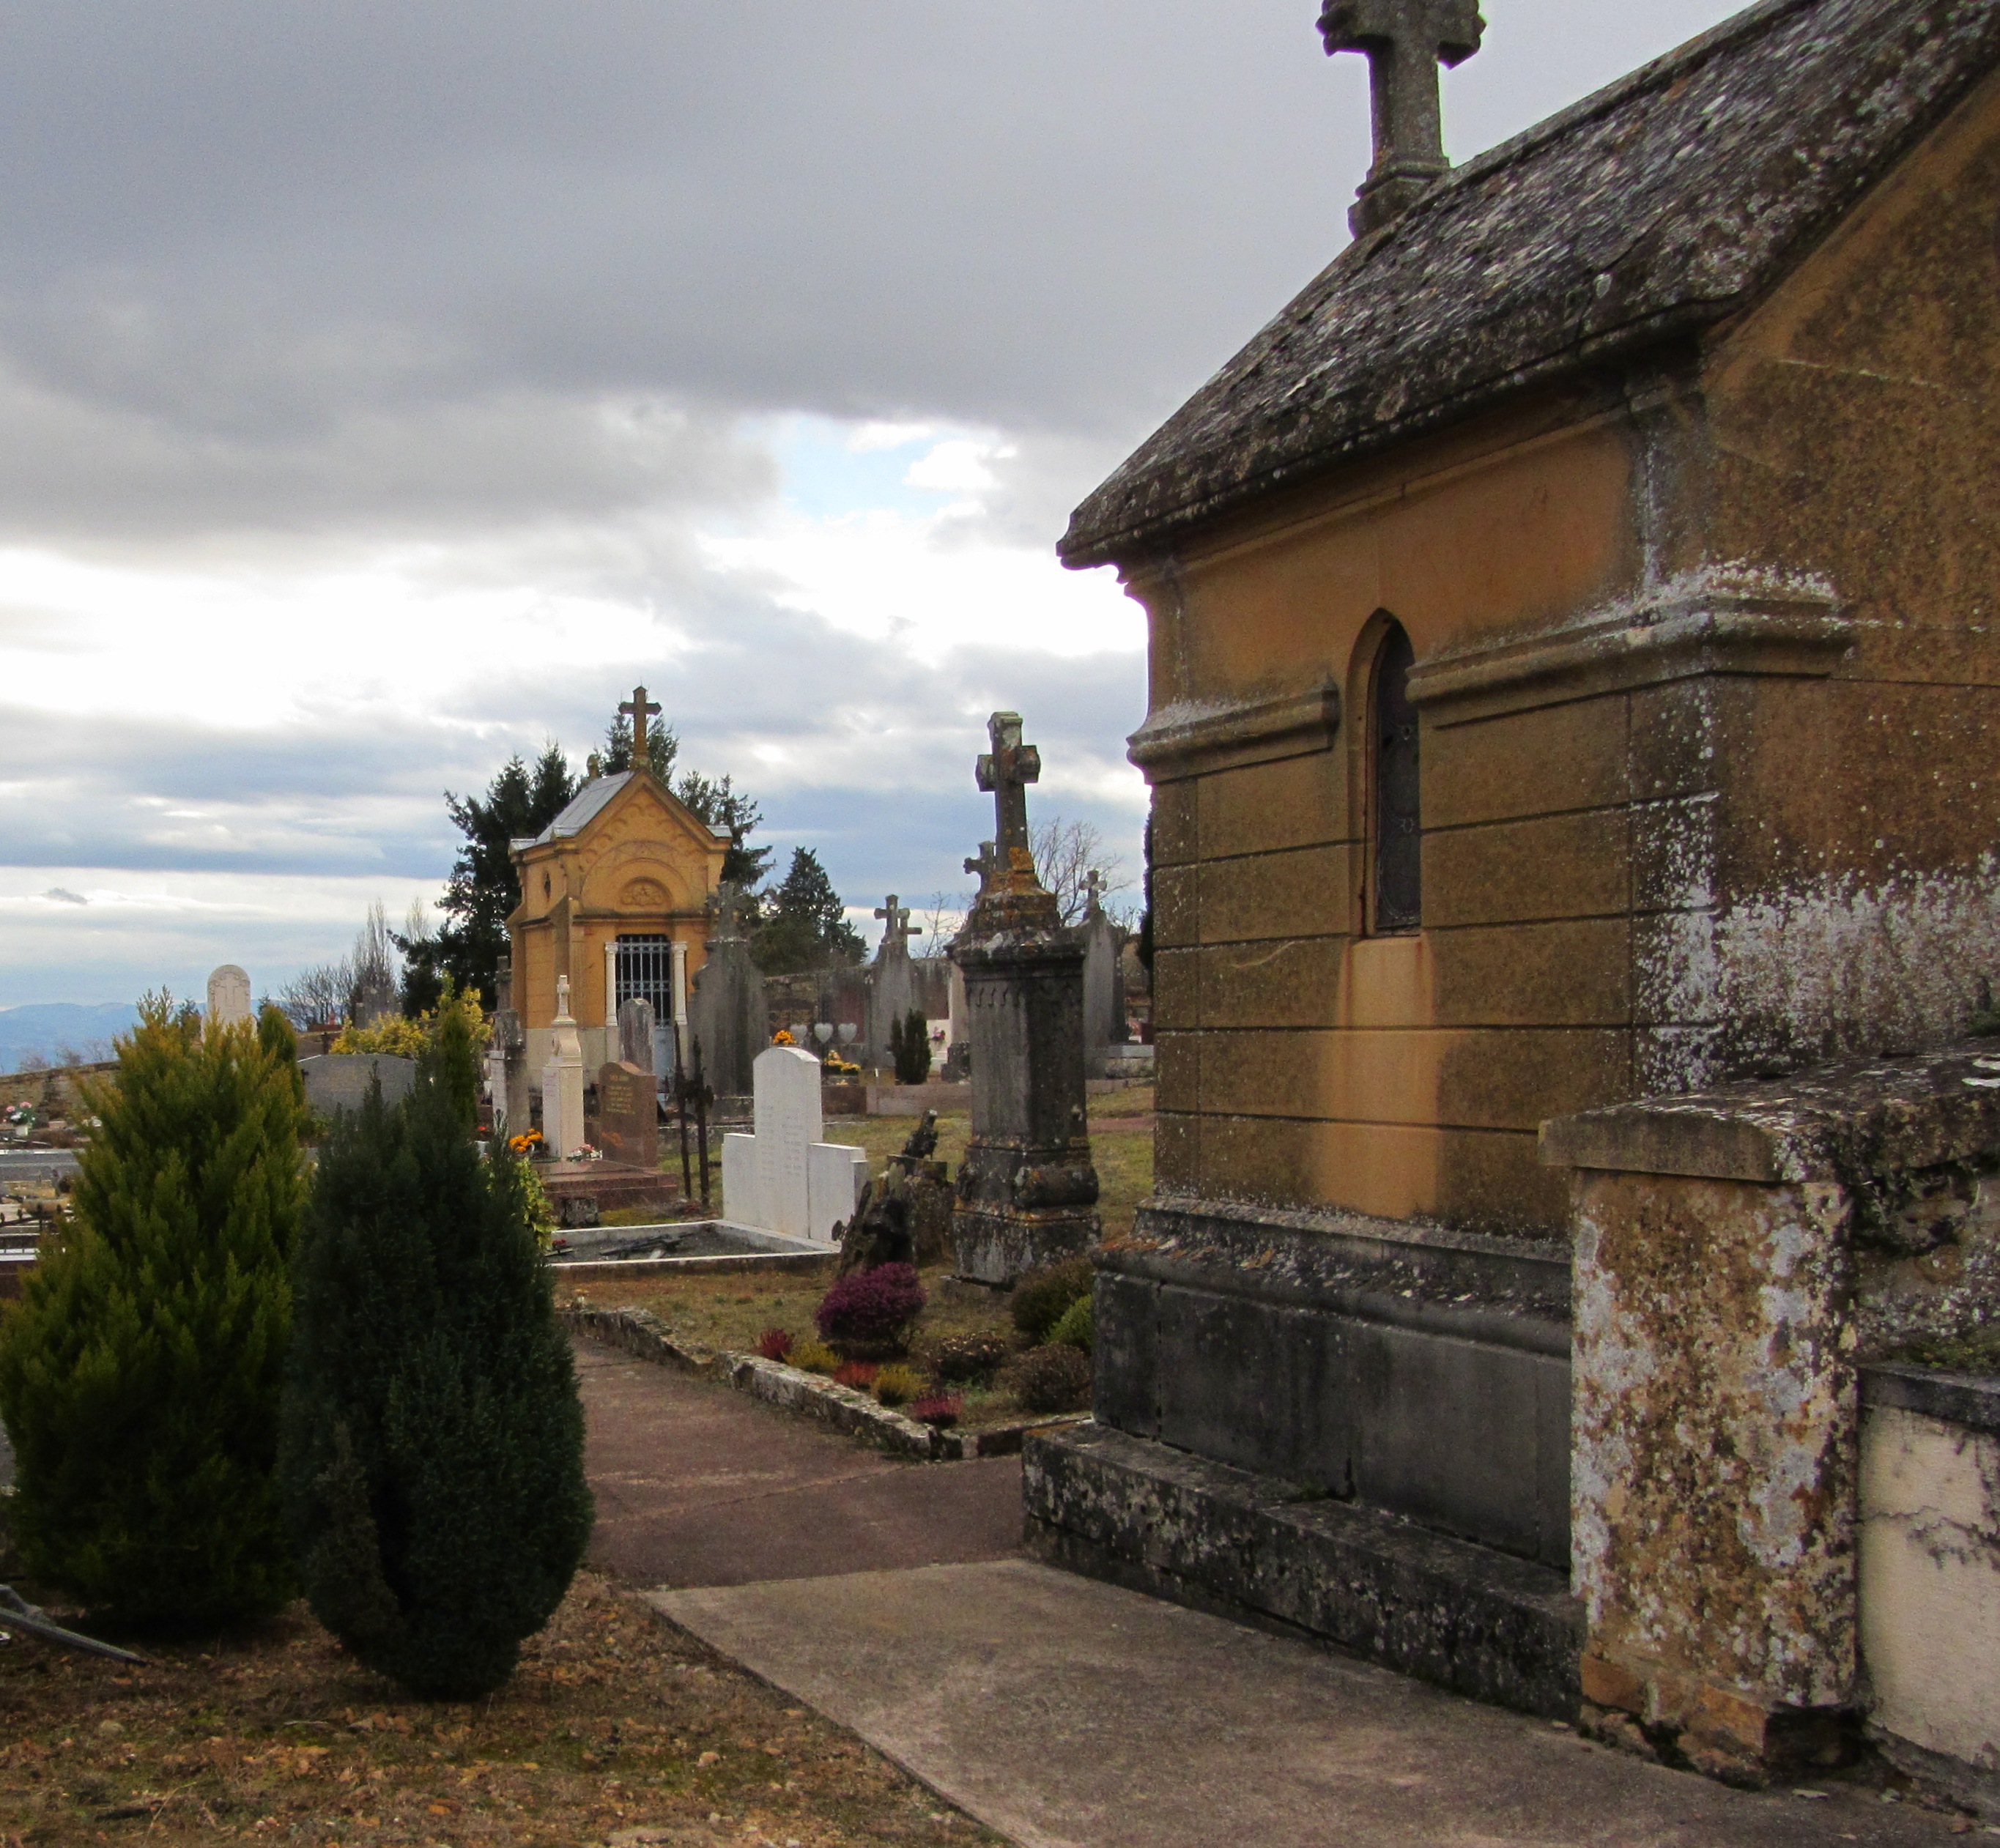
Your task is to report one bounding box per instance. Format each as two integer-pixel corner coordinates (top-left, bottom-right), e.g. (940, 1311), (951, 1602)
(1319, 0), (1484, 235)
(975, 711), (1040, 876)
(620, 685), (662, 768)
(874, 894), (921, 950)
(963, 839), (1001, 894)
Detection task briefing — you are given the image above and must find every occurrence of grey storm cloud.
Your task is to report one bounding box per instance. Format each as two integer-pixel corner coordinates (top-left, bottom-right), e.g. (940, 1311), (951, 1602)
(0, 1), (1745, 543)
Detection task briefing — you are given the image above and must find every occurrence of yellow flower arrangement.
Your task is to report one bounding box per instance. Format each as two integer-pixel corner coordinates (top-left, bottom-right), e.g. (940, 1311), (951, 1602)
(771, 1028), (796, 1046)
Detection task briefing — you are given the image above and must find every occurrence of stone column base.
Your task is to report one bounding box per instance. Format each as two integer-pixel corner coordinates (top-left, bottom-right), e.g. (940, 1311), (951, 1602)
(950, 1201), (1097, 1286)
(1579, 1651), (1852, 1786)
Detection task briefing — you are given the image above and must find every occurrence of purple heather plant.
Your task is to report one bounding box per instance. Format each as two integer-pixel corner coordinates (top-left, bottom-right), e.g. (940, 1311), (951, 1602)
(814, 1261), (927, 1347)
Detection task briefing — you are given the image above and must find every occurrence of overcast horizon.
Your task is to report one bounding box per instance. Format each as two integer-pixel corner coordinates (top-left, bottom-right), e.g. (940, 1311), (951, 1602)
(0, 0), (1751, 1009)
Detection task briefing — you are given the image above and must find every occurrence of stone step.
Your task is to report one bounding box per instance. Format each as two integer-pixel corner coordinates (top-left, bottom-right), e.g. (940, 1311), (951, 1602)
(1024, 1420), (1583, 1721)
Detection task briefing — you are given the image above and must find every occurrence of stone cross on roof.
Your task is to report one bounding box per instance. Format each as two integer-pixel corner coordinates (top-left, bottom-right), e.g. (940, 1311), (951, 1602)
(620, 685), (662, 770)
(1319, 0), (1484, 236)
(874, 894), (921, 957)
(976, 711), (1041, 888)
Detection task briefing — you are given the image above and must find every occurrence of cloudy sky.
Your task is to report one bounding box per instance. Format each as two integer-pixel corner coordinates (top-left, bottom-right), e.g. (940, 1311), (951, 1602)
(0, 0), (1749, 1007)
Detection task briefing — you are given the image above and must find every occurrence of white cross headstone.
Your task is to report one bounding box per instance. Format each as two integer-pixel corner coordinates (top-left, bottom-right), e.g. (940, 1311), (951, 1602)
(543, 973), (587, 1157)
(720, 1044), (866, 1241)
(207, 964), (253, 1028)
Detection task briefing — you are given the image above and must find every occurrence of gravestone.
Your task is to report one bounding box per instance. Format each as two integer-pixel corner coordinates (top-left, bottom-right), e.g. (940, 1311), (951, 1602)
(617, 996), (659, 1075)
(541, 973), (587, 1157)
(300, 1053), (418, 1119)
(949, 712), (1098, 1283)
(719, 1044), (867, 1241)
(863, 894), (922, 1068)
(1080, 870), (1127, 1077)
(491, 1006), (530, 1140)
(206, 964), (252, 1028)
(688, 883), (766, 1099)
(596, 1060), (658, 1169)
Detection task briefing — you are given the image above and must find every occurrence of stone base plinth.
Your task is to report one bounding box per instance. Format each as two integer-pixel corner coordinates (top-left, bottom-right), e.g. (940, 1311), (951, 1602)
(1578, 1652), (1851, 1785)
(538, 1159), (678, 1228)
(1024, 1421), (1582, 1720)
(951, 1201), (1098, 1286)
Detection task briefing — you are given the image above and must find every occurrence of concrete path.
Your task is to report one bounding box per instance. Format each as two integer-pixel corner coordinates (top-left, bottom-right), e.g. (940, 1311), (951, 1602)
(656, 1559), (1966, 1848)
(575, 1337), (1023, 1588)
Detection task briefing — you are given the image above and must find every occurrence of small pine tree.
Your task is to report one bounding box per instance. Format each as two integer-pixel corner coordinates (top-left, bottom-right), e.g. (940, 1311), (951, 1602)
(280, 1077), (592, 1699)
(0, 997), (305, 1628)
(892, 1008), (931, 1084)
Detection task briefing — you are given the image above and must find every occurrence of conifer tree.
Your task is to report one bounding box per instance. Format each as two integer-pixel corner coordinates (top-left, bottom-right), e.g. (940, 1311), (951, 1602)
(423, 979), (484, 1134)
(0, 998), (305, 1627)
(280, 1077), (591, 1699)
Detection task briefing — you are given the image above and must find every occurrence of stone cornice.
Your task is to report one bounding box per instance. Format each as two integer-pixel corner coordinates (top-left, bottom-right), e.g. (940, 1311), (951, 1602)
(1407, 569), (1851, 721)
(1126, 682), (1341, 781)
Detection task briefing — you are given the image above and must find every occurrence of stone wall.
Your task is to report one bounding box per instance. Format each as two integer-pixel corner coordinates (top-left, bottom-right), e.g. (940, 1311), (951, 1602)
(1544, 1041), (2000, 1782)
(1859, 1365), (2000, 1819)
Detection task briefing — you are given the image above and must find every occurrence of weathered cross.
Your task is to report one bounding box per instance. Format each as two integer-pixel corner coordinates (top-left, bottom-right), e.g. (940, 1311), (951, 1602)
(975, 710), (1040, 871)
(555, 973), (573, 1021)
(1085, 869), (1104, 919)
(1319, 0), (1484, 235)
(963, 839), (1001, 894)
(874, 894), (921, 954)
(620, 685), (663, 770)
(707, 881), (755, 940)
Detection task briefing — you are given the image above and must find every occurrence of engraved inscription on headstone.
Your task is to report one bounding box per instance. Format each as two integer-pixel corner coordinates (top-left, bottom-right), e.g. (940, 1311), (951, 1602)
(596, 1059), (658, 1170)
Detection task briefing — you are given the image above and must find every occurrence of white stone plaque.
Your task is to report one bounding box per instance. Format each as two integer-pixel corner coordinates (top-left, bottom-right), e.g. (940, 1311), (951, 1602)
(806, 1142), (870, 1242)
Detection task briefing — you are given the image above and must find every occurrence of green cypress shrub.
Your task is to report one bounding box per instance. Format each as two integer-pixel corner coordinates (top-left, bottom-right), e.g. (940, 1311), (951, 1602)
(422, 978), (483, 1134)
(281, 1077), (592, 1699)
(0, 997), (305, 1628)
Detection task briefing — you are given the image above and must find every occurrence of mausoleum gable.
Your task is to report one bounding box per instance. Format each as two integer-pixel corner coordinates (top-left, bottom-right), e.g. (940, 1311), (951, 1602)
(1061, 0), (2000, 568)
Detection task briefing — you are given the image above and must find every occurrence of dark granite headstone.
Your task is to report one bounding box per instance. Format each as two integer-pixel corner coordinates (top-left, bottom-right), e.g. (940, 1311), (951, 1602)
(688, 882), (766, 1098)
(596, 1060), (658, 1169)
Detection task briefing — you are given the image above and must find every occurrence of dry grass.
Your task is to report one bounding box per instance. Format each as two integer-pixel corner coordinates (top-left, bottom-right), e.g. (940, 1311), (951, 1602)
(0, 1573), (1001, 1848)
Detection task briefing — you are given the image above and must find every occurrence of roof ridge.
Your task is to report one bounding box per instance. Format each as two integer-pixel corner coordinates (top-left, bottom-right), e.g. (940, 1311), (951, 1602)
(1439, 0), (1823, 198)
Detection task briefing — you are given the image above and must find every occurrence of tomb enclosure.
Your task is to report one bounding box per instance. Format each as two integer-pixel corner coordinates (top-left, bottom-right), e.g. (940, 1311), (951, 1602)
(721, 1044), (867, 1242)
(1026, 0), (2000, 1785)
(508, 686), (727, 1081)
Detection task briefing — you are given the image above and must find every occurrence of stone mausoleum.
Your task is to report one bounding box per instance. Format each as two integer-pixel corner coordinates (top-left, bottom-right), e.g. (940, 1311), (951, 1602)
(1027, 0), (2000, 1784)
(507, 688), (729, 1081)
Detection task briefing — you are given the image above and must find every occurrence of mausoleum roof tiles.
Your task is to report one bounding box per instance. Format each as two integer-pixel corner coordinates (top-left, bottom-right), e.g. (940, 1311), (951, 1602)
(523, 772), (633, 848)
(1061, 0), (2000, 568)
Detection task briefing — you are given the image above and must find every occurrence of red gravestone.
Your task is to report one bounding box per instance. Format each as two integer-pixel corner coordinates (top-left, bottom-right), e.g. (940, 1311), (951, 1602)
(596, 1061), (658, 1170)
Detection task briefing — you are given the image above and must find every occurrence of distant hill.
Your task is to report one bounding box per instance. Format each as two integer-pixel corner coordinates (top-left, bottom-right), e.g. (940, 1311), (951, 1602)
(0, 1002), (139, 1072)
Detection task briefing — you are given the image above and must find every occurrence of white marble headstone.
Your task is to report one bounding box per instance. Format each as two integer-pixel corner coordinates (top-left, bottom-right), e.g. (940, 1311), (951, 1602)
(206, 964), (253, 1028)
(753, 1045), (823, 1237)
(720, 1044), (866, 1241)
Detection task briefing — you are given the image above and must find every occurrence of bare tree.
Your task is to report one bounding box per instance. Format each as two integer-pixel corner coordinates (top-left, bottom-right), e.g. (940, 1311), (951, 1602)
(1031, 817), (1132, 928)
(277, 955), (355, 1028)
(353, 899), (398, 1003)
(918, 889), (974, 960)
